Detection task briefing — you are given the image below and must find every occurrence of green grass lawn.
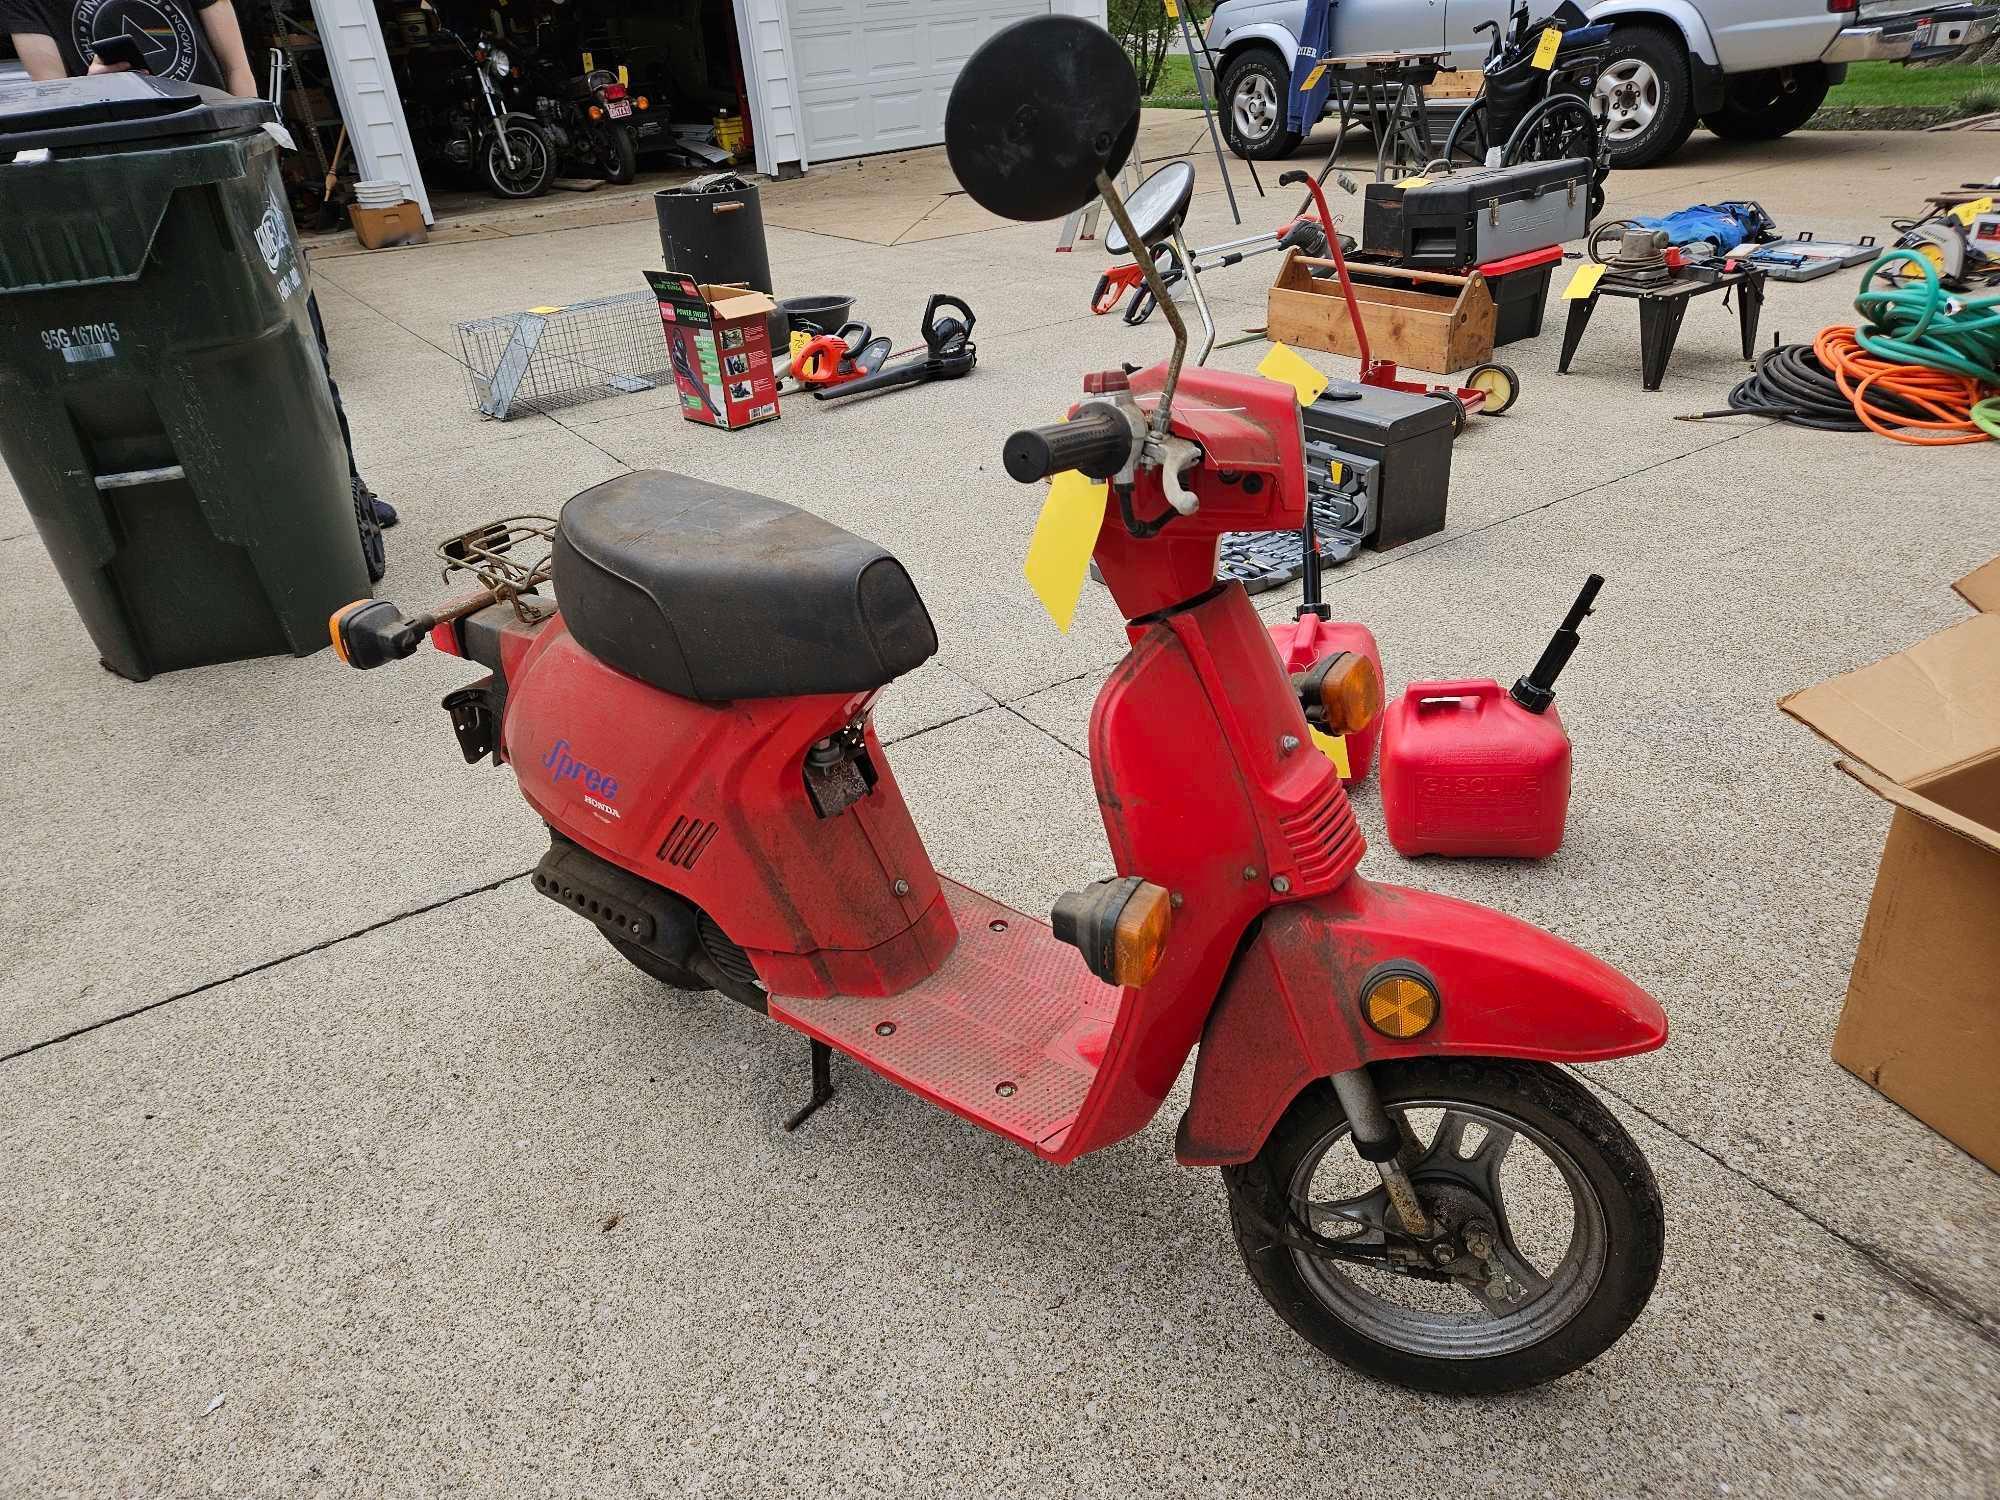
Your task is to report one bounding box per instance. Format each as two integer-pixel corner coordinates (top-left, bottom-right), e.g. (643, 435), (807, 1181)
(1145, 54), (1203, 106)
(1824, 60), (2000, 109)
(1143, 51), (2000, 114)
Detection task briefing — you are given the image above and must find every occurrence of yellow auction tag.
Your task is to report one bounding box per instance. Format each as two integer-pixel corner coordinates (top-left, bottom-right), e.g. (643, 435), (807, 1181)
(528, 306), (564, 315)
(1299, 62), (1327, 91)
(1257, 342), (1329, 406)
(1309, 727), (1352, 780)
(1163, 0), (1179, 17)
(1023, 468), (1108, 632)
(1531, 27), (1561, 68)
(1328, 459), (1343, 483)
(1953, 195), (1994, 225)
(789, 329), (810, 365)
(1562, 261), (1605, 300)
(1396, 176), (1431, 189)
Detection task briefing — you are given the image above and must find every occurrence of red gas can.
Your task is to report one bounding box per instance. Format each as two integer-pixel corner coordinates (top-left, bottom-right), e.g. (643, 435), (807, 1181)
(1380, 681), (1571, 856)
(1268, 613), (1383, 782)
(1379, 575), (1603, 859)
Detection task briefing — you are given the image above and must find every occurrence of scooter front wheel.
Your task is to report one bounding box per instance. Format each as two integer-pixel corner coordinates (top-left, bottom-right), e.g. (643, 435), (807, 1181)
(1222, 1057), (1662, 1394)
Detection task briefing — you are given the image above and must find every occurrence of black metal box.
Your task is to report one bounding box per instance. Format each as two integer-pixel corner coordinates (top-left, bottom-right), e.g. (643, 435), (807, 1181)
(1363, 158), (1591, 272)
(1304, 384), (1456, 551)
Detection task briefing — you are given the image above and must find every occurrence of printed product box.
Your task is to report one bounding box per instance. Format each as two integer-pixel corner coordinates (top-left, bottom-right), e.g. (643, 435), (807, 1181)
(645, 271), (780, 430)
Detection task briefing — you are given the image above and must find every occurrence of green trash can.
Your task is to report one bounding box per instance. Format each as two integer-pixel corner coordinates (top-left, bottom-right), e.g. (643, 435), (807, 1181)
(0, 74), (370, 680)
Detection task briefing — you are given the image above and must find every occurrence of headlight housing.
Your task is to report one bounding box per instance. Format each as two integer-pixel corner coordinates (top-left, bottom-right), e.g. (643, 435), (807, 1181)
(488, 47), (510, 76)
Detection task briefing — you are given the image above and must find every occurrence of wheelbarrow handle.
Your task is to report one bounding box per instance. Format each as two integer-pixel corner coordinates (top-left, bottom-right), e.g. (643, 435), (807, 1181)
(1290, 257), (1478, 288)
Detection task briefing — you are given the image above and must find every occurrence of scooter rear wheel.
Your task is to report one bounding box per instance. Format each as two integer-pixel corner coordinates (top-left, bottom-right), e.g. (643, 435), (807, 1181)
(1222, 1057), (1662, 1393)
(605, 934), (709, 994)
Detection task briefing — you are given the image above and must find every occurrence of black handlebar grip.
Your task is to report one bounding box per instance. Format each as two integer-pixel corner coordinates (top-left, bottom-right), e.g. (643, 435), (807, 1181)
(1002, 403), (1133, 483)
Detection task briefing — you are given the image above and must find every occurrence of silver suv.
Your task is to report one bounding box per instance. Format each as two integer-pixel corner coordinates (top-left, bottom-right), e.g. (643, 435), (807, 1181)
(1198, 0), (1996, 166)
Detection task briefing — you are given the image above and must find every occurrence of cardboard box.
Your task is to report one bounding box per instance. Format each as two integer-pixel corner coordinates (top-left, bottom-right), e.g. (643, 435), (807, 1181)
(1780, 556), (2000, 1170)
(644, 271), (780, 431)
(348, 202), (428, 250)
(1267, 249), (1495, 375)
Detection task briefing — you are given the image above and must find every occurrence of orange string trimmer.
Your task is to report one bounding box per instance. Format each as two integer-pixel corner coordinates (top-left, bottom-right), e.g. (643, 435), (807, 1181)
(1812, 326), (1994, 445)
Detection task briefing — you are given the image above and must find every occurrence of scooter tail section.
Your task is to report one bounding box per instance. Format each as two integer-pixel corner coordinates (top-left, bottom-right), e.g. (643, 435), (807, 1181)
(1175, 876), (1667, 1166)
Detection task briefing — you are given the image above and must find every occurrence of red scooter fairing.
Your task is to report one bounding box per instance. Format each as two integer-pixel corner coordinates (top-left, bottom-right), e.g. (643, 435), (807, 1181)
(501, 618), (957, 998)
(1174, 877), (1668, 1165)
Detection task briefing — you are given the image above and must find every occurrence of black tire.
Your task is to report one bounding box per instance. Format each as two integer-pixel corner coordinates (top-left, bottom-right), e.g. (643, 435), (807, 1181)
(1502, 93), (1599, 169)
(1219, 47), (1303, 160)
(352, 476), (385, 584)
(482, 122), (555, 199)
(1222, 1057), (1664, 1394)
(605, 934), (710, 993)
(1593, 23), (1695, 167)
(599, 124), (639, 183)
(1701, 64), (1829, 141)
(1442, 99), (1489, 166)
(1465, 362), (1520, 416)
(1436, 391), (1469, 437)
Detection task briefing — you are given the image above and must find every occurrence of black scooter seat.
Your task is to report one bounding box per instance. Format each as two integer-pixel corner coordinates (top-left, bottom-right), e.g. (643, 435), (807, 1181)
(554, 470), (938, 702)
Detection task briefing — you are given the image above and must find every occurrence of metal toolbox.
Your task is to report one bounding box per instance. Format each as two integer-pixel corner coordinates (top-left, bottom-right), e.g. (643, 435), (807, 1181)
(1363, 159), (1592, 272)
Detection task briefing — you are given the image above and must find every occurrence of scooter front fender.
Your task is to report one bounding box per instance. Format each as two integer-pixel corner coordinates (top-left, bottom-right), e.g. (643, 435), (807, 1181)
(1175, 876), (1666, 1166)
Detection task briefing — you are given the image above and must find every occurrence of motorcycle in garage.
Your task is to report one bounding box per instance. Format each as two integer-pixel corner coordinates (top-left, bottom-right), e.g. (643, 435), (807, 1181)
(405, 0), (555, 200)
(524, 56), (644, 185)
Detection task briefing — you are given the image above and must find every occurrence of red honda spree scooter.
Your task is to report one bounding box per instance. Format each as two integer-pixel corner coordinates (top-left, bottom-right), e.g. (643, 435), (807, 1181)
(332, 17), (1666, 1394)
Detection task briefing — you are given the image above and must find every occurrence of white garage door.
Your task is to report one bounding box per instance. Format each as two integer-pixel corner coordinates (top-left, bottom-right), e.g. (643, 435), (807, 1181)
(790, 0), (1051, 162)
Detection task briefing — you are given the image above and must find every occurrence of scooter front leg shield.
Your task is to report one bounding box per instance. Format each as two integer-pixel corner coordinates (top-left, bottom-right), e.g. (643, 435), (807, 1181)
(1175, 877), (1667, 1166)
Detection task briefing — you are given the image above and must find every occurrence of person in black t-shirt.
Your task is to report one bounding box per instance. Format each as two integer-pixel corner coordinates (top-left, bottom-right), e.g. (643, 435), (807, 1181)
(0, 0), (255, 95)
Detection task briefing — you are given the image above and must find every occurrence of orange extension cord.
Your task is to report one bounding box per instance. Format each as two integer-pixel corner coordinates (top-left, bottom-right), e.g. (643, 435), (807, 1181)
(1812, 326), (1995, 446)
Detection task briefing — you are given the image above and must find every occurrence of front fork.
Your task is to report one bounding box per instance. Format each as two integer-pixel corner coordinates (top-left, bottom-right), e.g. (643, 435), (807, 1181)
(1329, 1067), (1431, 1238)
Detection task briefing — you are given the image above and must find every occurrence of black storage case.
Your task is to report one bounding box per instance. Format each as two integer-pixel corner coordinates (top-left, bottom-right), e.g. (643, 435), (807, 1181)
(1304, 385), (1456, 551)
(1363, 159), (1591, 272)
(1487, 258), (1559, 346)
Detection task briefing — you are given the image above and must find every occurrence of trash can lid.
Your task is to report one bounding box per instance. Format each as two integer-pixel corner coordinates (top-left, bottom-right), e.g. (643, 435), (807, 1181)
(0, 73), (275, 153)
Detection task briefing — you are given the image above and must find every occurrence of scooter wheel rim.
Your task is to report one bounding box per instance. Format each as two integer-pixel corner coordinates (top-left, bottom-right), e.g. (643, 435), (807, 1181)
(1286, 1097), (1610, 1360)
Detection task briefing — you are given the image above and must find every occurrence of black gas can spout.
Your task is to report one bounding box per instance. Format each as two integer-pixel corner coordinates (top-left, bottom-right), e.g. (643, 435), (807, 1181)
(1511, 574), (1604, 714)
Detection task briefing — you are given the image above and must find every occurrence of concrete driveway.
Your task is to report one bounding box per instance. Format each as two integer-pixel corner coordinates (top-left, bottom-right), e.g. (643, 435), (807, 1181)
(3, 119), (1997, 1496)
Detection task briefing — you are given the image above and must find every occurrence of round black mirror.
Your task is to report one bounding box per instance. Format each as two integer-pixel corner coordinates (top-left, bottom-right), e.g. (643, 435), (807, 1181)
(1104, 161), (1196, 254)
(945, 16), (1141, 223)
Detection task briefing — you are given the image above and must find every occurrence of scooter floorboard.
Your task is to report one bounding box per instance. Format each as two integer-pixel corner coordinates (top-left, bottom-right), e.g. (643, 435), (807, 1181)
(770, 881), (1121, 1157)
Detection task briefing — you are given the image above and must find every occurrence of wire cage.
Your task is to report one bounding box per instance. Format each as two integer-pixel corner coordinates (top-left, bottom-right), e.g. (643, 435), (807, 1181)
(456, 290), (672, 420)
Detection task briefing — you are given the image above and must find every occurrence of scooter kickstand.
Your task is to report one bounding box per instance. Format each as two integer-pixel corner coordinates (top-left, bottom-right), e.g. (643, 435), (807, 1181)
(783, 1039), (836, 1132)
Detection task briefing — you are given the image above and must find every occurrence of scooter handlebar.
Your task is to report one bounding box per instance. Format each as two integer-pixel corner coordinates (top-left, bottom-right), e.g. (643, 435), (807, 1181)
(1003, 403), (1132, 484)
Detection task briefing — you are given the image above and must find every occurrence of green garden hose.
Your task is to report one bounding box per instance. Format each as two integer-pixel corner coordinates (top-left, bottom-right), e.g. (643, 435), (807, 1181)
(1854, 248), (2000, 387)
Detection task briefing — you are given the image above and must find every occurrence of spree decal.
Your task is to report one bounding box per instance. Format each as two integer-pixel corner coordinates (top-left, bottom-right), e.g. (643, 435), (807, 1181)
(543, 738), (621, 819)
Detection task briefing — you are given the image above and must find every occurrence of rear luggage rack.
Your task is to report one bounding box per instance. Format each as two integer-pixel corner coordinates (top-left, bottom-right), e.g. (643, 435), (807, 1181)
(437, 516), (558, 619)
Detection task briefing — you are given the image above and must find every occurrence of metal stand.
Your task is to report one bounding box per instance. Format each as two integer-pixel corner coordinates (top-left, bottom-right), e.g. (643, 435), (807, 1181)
(1174, 1), (1249, 224)
(1296, 51), (1450, 224)
(1056, 158), (1144, 251)
(783, 1039), (835, 1131)
(1557, 268), (1768, 392)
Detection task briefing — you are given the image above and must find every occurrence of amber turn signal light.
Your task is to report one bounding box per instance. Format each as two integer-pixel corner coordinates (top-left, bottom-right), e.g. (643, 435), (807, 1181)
(1293, 651), (1382, 736)
(1362, 967), (1441, 1040)
(635, 95), (650, 110)
(1052, 876), (1173, 987)
(588, 104), (605, 121)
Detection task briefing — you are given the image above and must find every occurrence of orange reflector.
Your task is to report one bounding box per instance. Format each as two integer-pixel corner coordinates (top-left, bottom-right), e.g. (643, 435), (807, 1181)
(328, 600), (369, 664)
(1318, 652), (1382, 735)
(588, 105), (605, 121)
(1363, 972), (1440, 1039)
(1111, 883), (1173, 987)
